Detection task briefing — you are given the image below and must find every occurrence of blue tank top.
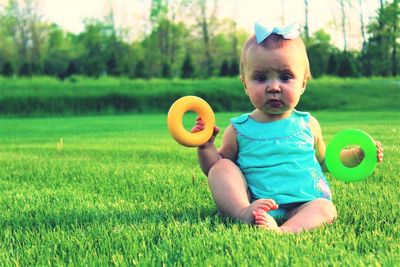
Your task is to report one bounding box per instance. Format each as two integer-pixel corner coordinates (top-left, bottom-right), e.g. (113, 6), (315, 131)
(230, 110), (332, 205)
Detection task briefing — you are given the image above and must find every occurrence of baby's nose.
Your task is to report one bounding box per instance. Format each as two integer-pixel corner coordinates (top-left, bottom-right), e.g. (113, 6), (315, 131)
(266, 80), (281, 93)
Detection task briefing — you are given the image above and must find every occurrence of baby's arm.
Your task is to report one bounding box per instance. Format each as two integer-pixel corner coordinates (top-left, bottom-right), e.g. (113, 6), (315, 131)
(340, 141), (384, 167)
(192, 118), (238, 175)
(309, 116), (328, 172)
(309, 116), (384, 172)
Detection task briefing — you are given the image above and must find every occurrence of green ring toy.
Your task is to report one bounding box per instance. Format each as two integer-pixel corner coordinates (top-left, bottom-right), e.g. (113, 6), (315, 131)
(325, 129), (377, 182)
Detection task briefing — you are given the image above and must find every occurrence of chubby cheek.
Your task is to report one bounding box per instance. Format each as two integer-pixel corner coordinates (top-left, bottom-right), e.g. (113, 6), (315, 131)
(284, 92), (298, 104)
(283, 88), (302, 106)
(247, 90), (265, 106)
(285, 97), (299, 109)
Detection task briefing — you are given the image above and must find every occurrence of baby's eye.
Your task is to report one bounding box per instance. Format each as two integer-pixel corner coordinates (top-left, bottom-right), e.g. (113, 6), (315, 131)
(279, 73), (293, 82)
(254, 74), (266, 82)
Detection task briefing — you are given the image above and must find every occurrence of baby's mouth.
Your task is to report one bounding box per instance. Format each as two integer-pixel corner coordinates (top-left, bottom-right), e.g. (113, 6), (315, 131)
(267, 99), (283, 107)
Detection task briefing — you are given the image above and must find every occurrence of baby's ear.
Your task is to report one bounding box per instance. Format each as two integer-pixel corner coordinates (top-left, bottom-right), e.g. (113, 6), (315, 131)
(240, 75), (246, 86)
(301, 79), (307, 94)
(240, 75), (248, 94)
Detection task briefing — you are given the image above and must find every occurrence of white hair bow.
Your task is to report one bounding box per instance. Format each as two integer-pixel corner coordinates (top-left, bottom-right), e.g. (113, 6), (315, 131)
(254, 18), (301, 43)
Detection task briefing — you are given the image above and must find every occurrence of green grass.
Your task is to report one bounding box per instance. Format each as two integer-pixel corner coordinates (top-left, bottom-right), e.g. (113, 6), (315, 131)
(0, 111), (399, 265)
(0, 76), (399, 115)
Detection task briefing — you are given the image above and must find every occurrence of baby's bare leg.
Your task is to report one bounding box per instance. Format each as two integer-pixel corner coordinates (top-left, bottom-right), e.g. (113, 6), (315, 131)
(207, 159), (277, 224)
(279, 198), (337, 233)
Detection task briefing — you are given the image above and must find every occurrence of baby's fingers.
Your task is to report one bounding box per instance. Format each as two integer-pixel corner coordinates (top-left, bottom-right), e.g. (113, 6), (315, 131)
(191, 116), (204, 133)
(376, 141), (383, 163)
(212, 126), (220, 136)
(191, 125), (204, 133)
(195, 116), (205, 125)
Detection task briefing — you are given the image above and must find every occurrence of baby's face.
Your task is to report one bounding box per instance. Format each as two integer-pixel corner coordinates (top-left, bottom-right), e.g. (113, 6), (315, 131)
(242, 41), (307, 120)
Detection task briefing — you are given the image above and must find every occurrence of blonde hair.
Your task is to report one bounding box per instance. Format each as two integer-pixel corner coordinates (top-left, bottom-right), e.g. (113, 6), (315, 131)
(240, 34), (311, 80)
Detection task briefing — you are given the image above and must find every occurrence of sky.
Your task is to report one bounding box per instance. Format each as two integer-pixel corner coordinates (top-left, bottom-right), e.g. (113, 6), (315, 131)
(1, 0), (382, 50)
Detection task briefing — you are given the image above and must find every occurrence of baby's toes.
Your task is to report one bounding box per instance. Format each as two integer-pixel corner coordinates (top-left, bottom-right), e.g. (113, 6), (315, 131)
(266, 199), (279, 210)
(257, 199), (278, 211)
(253, 210), (268, 225)
(250, 199), (270, 212)
(253, 210), (281, 232)
(257, 204), (272, 212)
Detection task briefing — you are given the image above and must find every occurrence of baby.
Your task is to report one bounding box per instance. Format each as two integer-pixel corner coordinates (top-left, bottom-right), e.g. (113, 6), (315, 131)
(192, 22), (383, 233)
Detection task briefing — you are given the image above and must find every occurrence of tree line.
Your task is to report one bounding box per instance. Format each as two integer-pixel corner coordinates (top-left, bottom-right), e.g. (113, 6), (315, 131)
(0, 0), (398, 79)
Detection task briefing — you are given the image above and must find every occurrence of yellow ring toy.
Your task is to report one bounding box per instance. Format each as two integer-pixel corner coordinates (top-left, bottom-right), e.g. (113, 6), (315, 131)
(167, 96), (215, 147)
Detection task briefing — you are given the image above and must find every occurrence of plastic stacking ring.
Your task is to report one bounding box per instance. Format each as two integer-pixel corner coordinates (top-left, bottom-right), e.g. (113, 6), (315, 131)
(325, 129), (377, 182)
(167, 96), (215, 147)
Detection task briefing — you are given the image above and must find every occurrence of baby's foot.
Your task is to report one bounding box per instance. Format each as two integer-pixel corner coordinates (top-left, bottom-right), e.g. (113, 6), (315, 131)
(238, 199), (278, 224)
(253, 209), (282, 233)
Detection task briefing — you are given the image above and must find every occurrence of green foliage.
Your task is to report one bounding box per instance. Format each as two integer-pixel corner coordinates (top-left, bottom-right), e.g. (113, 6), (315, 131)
(64, 61), (79, 77)
(326, 53), (339, 75)
(0, 1), (398, 78)
(229, 59), (239, 76)
(43, 24), (72, 78)
(219, 60), (230, 77)
(336, 52), (359, 77)
(0, 111), (399, 264)
(106, 53), (118, 76)
(0, 77), (398, 116)
(364, 0), (400, 76)
(181, 54), (194, 79)
(162, 62), (172, 78)
(18, 62), (31, 76)
(134, 60), (147, 78)
(77, 20), (111, 77)
(306, 30), (337, 78)
(1, 61), (13, 76)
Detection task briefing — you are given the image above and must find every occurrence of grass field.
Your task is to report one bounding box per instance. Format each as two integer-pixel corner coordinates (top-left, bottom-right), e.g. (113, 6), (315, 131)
(0, 76), (399, 115)
(0, 111), (399, 265)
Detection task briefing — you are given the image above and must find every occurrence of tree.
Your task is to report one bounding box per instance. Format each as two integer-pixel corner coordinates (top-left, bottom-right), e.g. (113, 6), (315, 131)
(336, 51), (358, 77)
(181, 53), (194, 78)
(229, 59), (239, 76)
(162, 62), (171, 78)
(198, 0), (216, 77)
(4, 0), (47, 74)
(365, 0), (399, 76)
(102, 5), (132, 76)
(1, 61), (14, 76)
(64, 61), (78, 77)
(146, 1), (188, 78)
(219, 59), (229, 76)
(340, 0), (348, 51)
(304, 0), (310, 40)
(358, 0), (367, 50)
(306, 30), (336, 77)
(43, 24), (71, 78)
(135, 60), (146, 78)
(326, 53), (338, 75)
(231, 1), (239, 75)
(106, 52), (118, 76)
(19, 61), (31, 76)
(358, 0), (369, 76)
(0, 9), (18, 72)
(386, 0), (399, 76)
(181, 0), (220, 77)
(77, 19), (112, 77)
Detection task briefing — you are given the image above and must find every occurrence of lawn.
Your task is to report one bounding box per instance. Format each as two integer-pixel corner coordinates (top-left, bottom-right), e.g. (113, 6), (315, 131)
(0, 76), (399, 115)
(0, 111), (399, 265)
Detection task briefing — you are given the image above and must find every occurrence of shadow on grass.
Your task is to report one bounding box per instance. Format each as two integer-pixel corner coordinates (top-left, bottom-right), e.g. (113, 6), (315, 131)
(0, 206), (241, 230)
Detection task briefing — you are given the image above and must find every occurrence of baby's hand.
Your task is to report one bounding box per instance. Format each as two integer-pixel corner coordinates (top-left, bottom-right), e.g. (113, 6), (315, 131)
(375, 141), (383, 163)
(358, 140), (383, 163)
(191, 116), (220, 146)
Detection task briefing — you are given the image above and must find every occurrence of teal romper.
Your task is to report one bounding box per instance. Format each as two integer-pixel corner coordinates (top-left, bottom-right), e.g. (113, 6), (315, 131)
(230, 110), (332, 221)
